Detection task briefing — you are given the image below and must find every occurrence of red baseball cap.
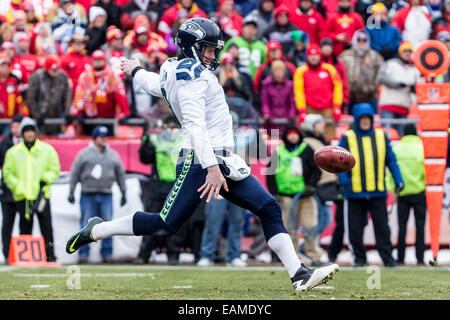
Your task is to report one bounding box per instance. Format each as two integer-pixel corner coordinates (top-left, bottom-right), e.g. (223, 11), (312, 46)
(267, 40), (282, 51)
(106, 27), (123, 42)
(44, 55), (61, 71)
(92, 49), (107, 61)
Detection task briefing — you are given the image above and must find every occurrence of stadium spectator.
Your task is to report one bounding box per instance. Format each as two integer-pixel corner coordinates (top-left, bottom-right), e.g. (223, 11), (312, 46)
(262, 4), (298, 56)
(233, 0), (257, 17)
(60, 33), (91, 96)
(324, 0), (365, 56)
(70, 49), (130, 135)
(3, 117), (61, 262)
(253, 40), (296, 98)
(291, 0), (325, 45)
(218, 52), (253, 104)
(391, 0), (432, 49)
(286, 30), (309, 68)
(157, 0), (208, 38)
(13, 31), (40, 95)
(246, 0), (274, 40)
(223, 42), (253, 88)
(260, 60), (296, 134)
(86, 6), (108, 54)
(326, 0), (356, 17)
(0, 41), (26, 88)
(134, 116), (185, 264)
(121, 0), (163, 32)
(338, 103), (404, 267)
(197, 197), (247, 267)
(293, 44), (343, 139)
(222, 15), (266, 78)
(30, 22), (63, 57)
(0, 53), (22, 123)
(0, 23), (16, 44)
(23, 2), (39, 28)
(339, 29), (383, 115)
(27, 55), (72, 135)
(68, 125), (127, 263)
(104, 26), (126, 79)
(386, 123), (426, 265)
(0, 115), (22, 262)
(384, 0), (409, 21)
(127, 23), (167, 56)
(91, 0), (123, 28)
(378, 41), (420, 136)
(433, 0), (450, 38)
(11, 10), (30, 33)
(266, 125), (322, 265)
(51, 0), (88, 53)
(365, 3), (402, 61)
(216, 0), (243, 39)
(320, 37), (350, 111)
(301, 114), (339, 257)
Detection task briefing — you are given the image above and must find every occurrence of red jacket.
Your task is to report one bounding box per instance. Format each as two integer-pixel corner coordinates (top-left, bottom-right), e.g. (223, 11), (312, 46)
(60, 51), (92, 96)
(391, 6), (431, 32)
(0, 74), (21, 118)
(291, 7), (325, 44)
(293, 62), (343, 111)
(157, 3), (207, 37)
(325, 11), (365, 56)
(13, 53), (40, 86)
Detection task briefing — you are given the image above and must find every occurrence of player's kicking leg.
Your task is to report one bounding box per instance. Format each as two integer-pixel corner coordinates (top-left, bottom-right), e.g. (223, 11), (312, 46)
(66, 149), (205, 254)
(219, 174), (339, 292)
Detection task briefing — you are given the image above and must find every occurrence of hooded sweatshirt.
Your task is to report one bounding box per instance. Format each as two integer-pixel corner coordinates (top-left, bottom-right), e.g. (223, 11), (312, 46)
(337, 103), (403, 199)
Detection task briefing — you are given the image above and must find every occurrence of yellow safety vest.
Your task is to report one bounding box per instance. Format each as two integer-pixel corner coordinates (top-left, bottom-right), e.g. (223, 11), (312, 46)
(345, 129), (387, 193)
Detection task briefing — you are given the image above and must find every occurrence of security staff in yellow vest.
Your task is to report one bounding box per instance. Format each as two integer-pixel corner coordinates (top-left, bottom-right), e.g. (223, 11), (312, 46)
(135, 116), (186, 264)
(338, 103), (404, 267)
(267, 125), (322, 265)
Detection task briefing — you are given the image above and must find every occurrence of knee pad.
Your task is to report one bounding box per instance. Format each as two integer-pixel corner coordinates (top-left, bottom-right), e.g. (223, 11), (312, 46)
(133, 211), (176, 236)
(255, 198), (288, 241)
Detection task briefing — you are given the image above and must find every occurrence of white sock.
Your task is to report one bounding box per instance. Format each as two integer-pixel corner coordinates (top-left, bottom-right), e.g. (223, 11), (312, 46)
(91, 214), (135, 240)
(267, 233), (302, 278)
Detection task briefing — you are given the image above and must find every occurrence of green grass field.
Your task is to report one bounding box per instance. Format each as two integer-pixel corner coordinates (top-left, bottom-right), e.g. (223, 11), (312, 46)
(0, 265), (449, 300)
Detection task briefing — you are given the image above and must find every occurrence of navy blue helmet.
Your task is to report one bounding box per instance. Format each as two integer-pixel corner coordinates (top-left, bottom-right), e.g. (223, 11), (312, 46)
(175, 18), (224, 71)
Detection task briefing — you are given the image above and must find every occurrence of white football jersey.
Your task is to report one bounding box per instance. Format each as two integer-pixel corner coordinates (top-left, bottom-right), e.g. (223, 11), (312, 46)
(133, 57), (234, 168)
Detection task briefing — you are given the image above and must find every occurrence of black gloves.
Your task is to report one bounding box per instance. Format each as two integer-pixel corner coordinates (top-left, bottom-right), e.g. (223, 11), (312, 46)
(395, 182), (404, 194)
(120, 195), (127, 207)
(68, 194), (75, 204)
(303, 185), (316, 197)
(39, 181), (46, 189)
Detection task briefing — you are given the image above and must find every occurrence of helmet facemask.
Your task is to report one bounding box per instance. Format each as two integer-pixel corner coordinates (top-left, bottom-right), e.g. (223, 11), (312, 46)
(192, 40), (224, 71)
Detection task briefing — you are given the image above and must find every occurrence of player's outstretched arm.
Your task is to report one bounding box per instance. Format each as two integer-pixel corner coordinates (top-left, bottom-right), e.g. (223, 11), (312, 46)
(120, 57), (162, 98)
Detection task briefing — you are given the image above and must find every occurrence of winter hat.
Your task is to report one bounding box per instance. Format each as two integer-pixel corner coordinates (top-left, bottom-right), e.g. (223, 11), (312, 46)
(320, 37), (333, 48)
(403, 123), (417, 136)
(92, 125), (109, 139)
(291, 30), (309, 45)
(20, 117), (38, 136)
(0, 41), (15, 52)
(301, 114), (324, 132)
(398, 40), (413, 54)
(12, 114), (23, 124)
(371, 2), (387, 15)
(106, 26), (123, 42)
(89, 6), (107, 24)
(306, 44), (321, 56)
(44, 55), (61, 71)
(275, 4), (290, 19)
(220, 52), (235, 65)
(243, 15), (258, 27)
(219, 0), (233, 8)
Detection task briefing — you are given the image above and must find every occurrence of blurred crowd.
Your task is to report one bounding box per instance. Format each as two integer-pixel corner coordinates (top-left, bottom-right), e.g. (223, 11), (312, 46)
(0, 0), (448, 266)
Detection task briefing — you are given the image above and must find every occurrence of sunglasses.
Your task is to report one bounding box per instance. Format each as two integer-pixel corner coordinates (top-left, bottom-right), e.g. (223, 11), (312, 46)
(72, 41), (85, 45)
(357, 38), (367, 42)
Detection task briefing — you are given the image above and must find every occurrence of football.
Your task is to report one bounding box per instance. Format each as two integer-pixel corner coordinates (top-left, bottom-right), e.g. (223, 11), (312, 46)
(314, 146), (355, 174)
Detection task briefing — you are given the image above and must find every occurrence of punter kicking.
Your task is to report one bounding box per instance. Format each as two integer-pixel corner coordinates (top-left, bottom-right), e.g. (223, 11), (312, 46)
(66, 18), (339, 292)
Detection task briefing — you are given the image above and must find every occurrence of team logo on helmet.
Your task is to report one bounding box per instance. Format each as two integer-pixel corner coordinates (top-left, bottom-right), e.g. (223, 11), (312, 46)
(180, 21), (206, 40)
